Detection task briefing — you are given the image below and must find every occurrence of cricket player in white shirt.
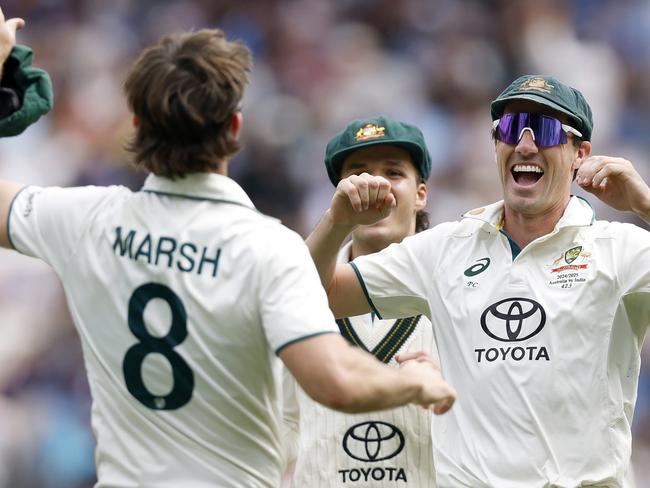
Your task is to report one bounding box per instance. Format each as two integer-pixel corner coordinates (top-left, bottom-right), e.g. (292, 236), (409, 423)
(283, 116), (439, 487)
(0, 12), (456, 488)
(307, 74), (650, 487)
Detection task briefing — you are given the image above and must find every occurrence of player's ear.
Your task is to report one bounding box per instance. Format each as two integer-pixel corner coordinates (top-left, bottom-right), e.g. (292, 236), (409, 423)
(572, 140), (591, 172)
(415, 181), (427, 211)
(230, 112), (243, 139)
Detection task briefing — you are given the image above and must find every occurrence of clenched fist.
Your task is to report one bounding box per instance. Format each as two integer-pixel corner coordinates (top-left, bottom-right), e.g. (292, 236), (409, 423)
(329, 173), (397, 228)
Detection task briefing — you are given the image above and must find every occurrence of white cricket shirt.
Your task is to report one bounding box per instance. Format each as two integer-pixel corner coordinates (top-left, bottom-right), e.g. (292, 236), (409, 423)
(8, 173), (339, 488)
(284, 242), (438, 487)
(352, 196), (647, 487)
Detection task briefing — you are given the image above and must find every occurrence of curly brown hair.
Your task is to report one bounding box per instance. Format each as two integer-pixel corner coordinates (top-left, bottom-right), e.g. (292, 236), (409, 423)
(124, 29), (251, 179)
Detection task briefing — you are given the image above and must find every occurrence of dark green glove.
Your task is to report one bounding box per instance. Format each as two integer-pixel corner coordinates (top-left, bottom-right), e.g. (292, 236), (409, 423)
(0, 44), (53, 137)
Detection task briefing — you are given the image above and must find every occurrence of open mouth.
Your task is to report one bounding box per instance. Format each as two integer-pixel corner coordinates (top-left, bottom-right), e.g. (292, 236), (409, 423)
(511, 164), (544, 186)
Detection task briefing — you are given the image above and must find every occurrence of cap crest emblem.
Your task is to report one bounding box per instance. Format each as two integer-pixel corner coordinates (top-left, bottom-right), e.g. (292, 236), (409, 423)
(355, 123), (386, 141)
(518, 78), (554, 93)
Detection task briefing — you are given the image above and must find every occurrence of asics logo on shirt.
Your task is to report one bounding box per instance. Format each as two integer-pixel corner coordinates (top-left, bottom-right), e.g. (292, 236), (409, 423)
(464, 257), (491, 277)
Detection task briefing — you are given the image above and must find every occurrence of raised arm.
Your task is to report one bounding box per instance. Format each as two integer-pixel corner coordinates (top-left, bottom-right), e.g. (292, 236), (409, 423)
(0, 8), (25, 248)
(306, 173), (395, 317)
(577, 155), (650, 224)
(279, 332), (455, 415)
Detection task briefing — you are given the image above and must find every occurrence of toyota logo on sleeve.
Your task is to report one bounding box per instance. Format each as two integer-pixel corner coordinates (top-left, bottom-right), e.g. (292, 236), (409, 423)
(342, 421), (405, 462)
(480, 297), (546, 342)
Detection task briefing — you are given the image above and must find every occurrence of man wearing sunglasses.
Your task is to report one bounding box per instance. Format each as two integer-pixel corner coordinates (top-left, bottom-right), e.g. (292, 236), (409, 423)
(306, 74), (650, 486)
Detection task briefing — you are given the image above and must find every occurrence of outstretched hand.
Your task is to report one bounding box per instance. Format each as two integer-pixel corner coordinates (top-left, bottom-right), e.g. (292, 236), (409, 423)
(577, 155), (650, 223)
(329, 173), (396, 228)
(0, 8), (23, 66)
(397, 350), (456, 415)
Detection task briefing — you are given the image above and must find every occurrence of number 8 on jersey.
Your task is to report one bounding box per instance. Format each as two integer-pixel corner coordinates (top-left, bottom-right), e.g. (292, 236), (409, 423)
(122, 282), (195, 410)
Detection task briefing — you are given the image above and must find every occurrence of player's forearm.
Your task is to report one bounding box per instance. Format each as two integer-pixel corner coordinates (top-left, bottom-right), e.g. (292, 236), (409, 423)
(283, 334), (450, 414)
(305, 209), (355, 291)
(328, 346), (424, 414)
(285, 335), (420, 413)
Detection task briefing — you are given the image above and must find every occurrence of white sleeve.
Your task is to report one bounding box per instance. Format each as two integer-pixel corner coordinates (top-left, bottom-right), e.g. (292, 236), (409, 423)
(352, 227), (441, 320)
(258, 227), (339, 354)
(615, 222), (650, 295)
(8, 185), (117, 273)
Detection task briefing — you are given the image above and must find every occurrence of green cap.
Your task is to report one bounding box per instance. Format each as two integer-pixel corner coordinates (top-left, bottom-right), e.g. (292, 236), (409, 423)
(0, 44), (54, 137)
(490, 75), (593, 141)
(324, 115), (432, 186)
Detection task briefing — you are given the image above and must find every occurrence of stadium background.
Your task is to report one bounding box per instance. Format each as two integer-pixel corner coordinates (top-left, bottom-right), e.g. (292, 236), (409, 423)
(1, 0), (650, 486)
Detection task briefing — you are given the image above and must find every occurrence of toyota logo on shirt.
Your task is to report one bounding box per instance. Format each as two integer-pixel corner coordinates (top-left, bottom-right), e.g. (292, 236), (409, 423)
(342, 421), (405, 462)
(480, 297), (546, 342)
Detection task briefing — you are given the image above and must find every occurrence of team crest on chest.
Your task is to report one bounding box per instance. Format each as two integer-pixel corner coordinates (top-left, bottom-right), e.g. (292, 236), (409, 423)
(548, 244), (591, 289)
(564, 245), (582, 264)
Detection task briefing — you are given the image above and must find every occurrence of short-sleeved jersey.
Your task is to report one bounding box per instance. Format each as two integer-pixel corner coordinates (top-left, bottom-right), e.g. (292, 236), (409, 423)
(352, 196), (648, 487)
(283, 242), (438, 487)
(8, 173), (339, 488)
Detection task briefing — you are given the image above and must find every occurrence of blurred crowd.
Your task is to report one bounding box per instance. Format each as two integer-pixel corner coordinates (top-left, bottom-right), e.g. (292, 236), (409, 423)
(2, 0), (650, 486)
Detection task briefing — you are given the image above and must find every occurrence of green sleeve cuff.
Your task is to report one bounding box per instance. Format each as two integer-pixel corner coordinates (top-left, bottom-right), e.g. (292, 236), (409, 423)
(0, 44), (53, 137)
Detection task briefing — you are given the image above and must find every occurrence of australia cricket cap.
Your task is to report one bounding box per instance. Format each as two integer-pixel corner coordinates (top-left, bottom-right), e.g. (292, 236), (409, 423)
(490, 75), (593, 141)
(324, 115), (432, 186)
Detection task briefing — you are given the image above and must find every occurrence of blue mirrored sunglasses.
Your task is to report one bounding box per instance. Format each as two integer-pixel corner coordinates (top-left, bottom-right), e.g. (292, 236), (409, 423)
(493, 112), (582, 147)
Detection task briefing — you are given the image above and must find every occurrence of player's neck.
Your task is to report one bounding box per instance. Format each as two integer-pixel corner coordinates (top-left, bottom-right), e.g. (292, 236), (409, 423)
(502, 199), (568, 249)
(350, 239), (382, 260)
(350, 236), (401, 260)
(214, 160), (228, 176)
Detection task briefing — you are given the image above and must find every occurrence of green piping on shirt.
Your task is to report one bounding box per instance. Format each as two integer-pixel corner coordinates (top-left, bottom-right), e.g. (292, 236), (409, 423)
(275, 331), (339, 355)
(575, 195), (596, 224)
(349, 261), (383, 319)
